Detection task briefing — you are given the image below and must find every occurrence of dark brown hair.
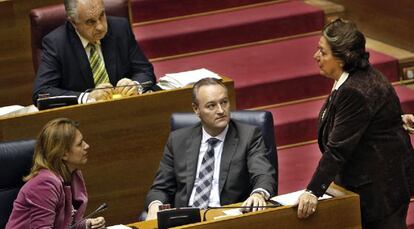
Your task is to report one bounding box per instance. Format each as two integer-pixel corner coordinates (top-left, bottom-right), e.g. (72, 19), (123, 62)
(323, 18), (370, 72)
(192, 78), (227, 105)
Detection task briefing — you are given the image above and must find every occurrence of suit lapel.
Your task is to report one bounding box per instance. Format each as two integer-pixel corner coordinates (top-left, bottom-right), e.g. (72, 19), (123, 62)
(185, 125), (202, 204)
(101, 27), (117, 85)
(318, 90), (338, 148)
(218, 122), (238, 194)
(67, 22), (95, 88)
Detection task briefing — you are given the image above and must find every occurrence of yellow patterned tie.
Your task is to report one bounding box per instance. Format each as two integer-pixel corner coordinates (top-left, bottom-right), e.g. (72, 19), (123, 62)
(88, 43), (110, 86)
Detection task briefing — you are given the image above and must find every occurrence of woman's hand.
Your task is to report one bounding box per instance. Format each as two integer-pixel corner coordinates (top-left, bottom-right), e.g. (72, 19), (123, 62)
(297, 191), (318, 219)
(87, 216), (105, 229)
(402, 114), (414, 134)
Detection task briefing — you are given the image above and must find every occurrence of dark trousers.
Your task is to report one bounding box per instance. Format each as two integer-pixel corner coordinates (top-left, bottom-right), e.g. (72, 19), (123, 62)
(363, 203), (409, 229)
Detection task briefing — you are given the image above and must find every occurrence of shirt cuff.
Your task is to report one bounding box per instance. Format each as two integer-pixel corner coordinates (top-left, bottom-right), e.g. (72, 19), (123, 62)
(148, 200), (163, 210)
(134, 81), (144, 94)
(251, 188), (270, 200)
(78, 92), (90, 104)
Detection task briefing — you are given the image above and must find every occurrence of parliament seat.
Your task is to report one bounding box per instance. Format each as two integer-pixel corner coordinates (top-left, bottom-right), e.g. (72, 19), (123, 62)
(0, 139), (35, 228)
(29, 0), (130, 73)
(171, 110), (278, 181)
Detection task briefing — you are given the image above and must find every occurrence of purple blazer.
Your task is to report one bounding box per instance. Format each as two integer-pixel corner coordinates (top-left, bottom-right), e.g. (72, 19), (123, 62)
(6, 169), (88, 229)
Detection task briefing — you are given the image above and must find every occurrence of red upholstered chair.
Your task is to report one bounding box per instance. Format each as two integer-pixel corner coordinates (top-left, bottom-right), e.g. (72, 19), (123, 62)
(29, 0), (131, 73)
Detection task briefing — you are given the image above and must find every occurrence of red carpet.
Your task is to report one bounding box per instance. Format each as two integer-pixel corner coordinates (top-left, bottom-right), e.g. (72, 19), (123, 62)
(153, 34), (399, 109)
(130, 0), (277, 23)
(278, 143), (320, 194)
(134, 1), (324, 58)
(279, 138), (414, 226)
(270, 85), (414, 146)
(408, 202), (414, 228)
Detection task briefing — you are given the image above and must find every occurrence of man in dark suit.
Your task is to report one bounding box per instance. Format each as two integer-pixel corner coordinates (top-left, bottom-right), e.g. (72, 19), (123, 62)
(32, 0), (155, 105)
(145, 78), (277, 220)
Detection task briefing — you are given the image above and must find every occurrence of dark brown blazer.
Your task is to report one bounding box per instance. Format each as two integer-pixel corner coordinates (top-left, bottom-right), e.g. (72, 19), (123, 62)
(307, 66), (414, 222)
(145, 120), (277, 209)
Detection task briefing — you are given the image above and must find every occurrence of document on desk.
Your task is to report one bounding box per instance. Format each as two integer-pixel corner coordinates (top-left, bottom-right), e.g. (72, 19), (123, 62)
(271, 189), (332, 206)
(158, 68), (222, 90)
(106, 225), (132, 229)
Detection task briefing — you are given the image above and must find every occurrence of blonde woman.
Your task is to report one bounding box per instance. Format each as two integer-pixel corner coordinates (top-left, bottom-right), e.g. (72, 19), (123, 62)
(6, 118), (105, 228)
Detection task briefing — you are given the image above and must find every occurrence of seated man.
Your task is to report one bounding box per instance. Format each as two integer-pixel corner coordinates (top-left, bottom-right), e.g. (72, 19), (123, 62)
(32, 0), (156, 105)
(145, 78), (277, 220)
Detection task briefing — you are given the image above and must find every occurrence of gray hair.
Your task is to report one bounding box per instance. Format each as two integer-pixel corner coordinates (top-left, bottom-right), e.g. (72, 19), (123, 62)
(64, 0), (78, 21)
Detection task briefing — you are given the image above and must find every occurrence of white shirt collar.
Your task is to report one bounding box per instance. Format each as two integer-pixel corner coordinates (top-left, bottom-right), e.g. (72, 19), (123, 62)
(333, 71), (349, 91)
(75, 30), (101, 48)
(201, 125), (229, 143)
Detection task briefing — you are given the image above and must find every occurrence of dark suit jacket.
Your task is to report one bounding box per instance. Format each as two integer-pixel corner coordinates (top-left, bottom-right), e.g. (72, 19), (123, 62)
(307, 66), (414, 222)
(145, 120), (277, 209)
(32, 16), (155, 104)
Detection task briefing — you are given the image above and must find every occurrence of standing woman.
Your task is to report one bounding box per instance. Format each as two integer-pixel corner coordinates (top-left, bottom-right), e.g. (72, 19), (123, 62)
(6, 118), (105, 229)
(297, 19), (414, 228)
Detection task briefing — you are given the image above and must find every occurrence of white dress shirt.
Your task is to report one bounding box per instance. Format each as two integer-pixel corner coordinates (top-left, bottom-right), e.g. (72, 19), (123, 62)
(187, 125), (229, 207)
(332, 71), (349, 91)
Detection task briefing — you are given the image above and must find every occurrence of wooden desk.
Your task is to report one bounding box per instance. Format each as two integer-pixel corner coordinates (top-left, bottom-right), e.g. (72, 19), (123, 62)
(0, 78), (235, 225)
(131, 183), (361, 229)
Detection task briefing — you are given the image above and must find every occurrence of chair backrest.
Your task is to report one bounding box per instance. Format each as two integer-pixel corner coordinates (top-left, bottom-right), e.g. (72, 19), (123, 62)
(29, 0), (131, 73)
(0, 139), (36, 228)
(170, 110), (278, 178)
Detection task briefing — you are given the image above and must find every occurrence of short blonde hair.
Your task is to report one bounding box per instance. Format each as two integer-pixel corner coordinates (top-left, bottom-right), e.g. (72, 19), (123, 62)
(24, 118), (79, 183)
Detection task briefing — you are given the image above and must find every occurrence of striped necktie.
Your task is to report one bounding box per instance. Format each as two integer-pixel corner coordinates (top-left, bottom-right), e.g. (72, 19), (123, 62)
(192, 138), (220, 209)
(88, 43), (110, 86)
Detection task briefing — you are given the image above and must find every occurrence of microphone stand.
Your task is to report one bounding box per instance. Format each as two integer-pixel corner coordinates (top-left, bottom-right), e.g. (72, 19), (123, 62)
(69, 203), (108, 229)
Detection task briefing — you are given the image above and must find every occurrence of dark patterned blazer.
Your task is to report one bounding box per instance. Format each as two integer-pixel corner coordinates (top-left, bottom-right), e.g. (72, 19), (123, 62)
(145, 120), (277, 209)
(32, 16), (155, 103)
(307, 66), (414, 222)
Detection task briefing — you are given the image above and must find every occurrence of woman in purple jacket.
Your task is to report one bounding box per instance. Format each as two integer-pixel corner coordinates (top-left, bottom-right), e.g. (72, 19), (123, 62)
(6, 118), (105, 229)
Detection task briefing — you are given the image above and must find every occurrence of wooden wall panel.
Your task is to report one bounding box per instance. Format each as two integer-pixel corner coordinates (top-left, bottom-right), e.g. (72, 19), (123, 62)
(0, 78), (236, 225)
(330, 0), (414, 52)
(0, 0), (63, 107)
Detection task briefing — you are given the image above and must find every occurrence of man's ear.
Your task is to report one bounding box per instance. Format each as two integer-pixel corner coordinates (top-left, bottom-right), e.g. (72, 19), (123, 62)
(192, 103), (200, 116)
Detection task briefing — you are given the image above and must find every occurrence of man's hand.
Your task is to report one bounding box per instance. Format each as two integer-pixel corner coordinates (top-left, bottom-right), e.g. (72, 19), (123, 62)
(240, 192), (267, 213)
(88, 83), (113, 102)
(146, 202), (162, 221)
(402, 114), (414, 134)
(297, 191), (318, 219)
(115, 78), (139, 96)
(86, 216), (105, 229)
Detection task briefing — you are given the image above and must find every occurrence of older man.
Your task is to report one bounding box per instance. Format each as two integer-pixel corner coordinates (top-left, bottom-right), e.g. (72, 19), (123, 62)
(145, 78), (277, 220)
(32, 0), (155, 104)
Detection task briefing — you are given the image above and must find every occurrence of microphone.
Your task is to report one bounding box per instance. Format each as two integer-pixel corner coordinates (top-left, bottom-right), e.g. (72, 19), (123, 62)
(202, 200), (281, 221)
(69, 203), (108, 229)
